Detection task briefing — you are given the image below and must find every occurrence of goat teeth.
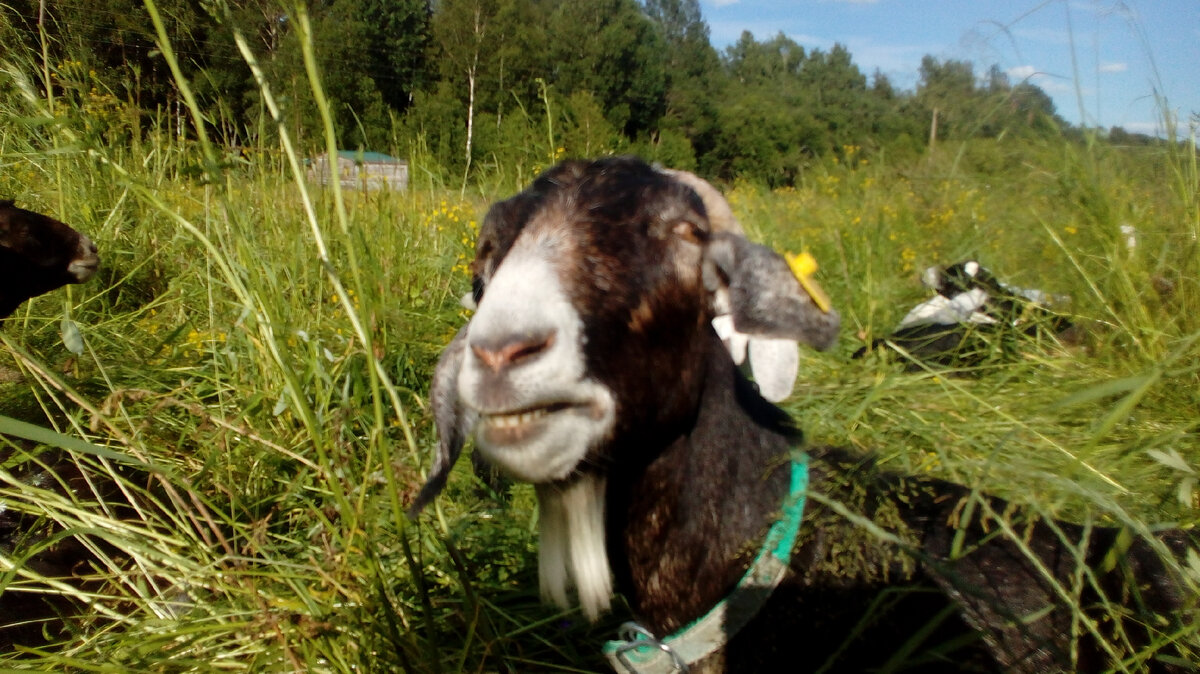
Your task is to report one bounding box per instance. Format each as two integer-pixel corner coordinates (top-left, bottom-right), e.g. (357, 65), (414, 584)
(487, 408), (549, 428)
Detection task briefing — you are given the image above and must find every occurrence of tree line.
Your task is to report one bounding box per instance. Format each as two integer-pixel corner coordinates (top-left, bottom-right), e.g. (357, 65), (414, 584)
(3, 0), (1081, 185)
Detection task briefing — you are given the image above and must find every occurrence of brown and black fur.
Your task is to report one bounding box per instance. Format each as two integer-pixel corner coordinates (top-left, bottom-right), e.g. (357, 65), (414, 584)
(609, 330), (1194, 671)
(414, 158), (1196, 672)
(0, 446), (136, 649)
(0, 200), (99, 318)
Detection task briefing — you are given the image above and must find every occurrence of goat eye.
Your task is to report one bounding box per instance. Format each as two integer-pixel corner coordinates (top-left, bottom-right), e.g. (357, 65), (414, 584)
(471, 275), (485, 306)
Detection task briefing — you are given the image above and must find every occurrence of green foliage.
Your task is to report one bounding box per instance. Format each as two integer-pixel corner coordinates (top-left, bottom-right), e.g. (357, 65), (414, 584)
(916, 56), (1065, 144)
(1, 5), (1198, 671)
(2, 0), (207, 111)
(708, 88), (821, 186)
(1, 0), (1136, 185)
(359, 0), (432, 112)
(545, 0), (667, 138)
(559, 91), (622, 160)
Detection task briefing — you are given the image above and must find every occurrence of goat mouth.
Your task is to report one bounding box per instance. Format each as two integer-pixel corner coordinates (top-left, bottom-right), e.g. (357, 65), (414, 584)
(479, 402), (582, 446)
(68, 260), (99, 281)
(466, 385), (615, 483)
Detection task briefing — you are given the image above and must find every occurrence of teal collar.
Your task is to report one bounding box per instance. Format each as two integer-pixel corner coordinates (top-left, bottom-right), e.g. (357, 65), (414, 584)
(603, 453), (810, 673)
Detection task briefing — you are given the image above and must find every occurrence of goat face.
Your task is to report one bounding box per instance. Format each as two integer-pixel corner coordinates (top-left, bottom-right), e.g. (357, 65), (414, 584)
(414, 158), (839, 620)
(419, 157), (839, 495)
(462, 160), (711, 482)
(0, 200), (99, 317)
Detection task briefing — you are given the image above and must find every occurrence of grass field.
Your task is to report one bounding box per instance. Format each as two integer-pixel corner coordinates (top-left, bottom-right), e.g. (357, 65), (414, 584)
(2, 38), (1200, 672)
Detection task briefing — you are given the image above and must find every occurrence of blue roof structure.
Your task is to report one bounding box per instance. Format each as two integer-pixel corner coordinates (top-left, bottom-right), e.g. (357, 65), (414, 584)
(335, 150), (403, 163)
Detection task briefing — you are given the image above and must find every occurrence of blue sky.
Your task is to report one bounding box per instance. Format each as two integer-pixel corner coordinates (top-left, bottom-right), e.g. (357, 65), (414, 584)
(700, 0), (1199, 136)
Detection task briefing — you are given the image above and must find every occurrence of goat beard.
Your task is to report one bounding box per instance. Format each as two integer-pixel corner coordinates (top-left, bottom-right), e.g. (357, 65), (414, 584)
(535, 474), (613, 621)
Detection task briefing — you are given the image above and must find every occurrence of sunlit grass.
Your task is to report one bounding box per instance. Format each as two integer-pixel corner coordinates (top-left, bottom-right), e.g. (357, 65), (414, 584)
(1, 7), (1198, 671)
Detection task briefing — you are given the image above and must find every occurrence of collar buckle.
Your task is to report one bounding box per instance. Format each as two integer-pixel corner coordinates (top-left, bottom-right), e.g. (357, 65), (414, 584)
(607, 622), (689, 674)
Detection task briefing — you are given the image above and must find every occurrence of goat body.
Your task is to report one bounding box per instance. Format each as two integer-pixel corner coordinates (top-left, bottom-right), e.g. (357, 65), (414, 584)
(855, 260), (1075, 367)
(414, 158), (1194, 672)
(0, 446), (134, 648)
(0, 200), (99, 318)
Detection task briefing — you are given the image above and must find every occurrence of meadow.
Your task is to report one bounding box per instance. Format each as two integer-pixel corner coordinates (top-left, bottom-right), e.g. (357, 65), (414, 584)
(2, 44), (1200, 672)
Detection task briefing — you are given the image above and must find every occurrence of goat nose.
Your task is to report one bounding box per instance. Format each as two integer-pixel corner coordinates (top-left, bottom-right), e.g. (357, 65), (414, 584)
(77, 234), (99, 262)
(471, 330), (556, 373)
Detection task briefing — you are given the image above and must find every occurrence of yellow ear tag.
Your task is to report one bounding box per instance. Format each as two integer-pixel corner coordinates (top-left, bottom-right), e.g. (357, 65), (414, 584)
(785, 251), (833, 313)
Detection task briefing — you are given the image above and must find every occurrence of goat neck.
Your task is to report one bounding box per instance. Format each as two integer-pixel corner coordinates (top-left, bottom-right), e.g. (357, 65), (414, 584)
(607, 331), (798, 636)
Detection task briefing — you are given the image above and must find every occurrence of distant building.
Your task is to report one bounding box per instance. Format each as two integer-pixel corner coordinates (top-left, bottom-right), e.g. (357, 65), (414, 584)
(308, 151), (408, 191)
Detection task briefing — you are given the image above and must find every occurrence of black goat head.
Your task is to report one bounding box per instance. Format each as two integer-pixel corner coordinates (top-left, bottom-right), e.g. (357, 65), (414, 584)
(0, 200), (99, 318)
(409, 158), (838, 514)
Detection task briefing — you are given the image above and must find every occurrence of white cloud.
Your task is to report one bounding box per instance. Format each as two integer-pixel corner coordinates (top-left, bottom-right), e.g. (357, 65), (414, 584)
(708, 0), (740, 7)
(1099, 62), (1128, 73)
(1034, 78), (1082, 95)
(1119, 121), (1164, 136)
(1012, 26), (1073, 46)
(1070, 1), (1138, 22)
(1007, 65), (1038, 80)
(707, 19), (791, 46)
(1067, 1), (1108, 16)
(1005, 65), (1078, 95)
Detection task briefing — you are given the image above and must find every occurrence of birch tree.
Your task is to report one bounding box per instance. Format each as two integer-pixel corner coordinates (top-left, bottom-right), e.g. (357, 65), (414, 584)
(431, 0), (497, 171)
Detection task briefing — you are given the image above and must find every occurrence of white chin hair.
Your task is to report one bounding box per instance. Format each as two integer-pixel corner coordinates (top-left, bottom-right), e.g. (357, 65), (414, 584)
(536, 474), (613, 621)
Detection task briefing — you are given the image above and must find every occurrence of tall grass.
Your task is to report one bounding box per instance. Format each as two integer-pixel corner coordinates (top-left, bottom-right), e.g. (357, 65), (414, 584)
(1, 6), (1198, 672)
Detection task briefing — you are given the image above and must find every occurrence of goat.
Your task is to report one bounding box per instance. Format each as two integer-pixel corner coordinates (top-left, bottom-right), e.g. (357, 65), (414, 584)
(457, 166), (805, 501)
(0, 200), (99, 319)
(0, 447), (114, 647)
(855, 260), (1074, 368)
(412, 157), (1195, 672)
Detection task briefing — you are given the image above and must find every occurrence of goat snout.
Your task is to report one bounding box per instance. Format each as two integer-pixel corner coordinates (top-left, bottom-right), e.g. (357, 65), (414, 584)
(470, 330), (556, 373)
(68, 234), (100, 282)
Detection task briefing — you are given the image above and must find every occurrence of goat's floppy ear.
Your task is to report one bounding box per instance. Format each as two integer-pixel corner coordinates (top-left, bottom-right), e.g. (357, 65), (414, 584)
(704, 233), (839, 400)
(409, 325), (477, 516)
(704, 232), (840, 349)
